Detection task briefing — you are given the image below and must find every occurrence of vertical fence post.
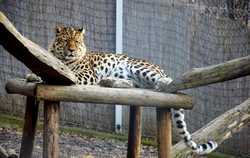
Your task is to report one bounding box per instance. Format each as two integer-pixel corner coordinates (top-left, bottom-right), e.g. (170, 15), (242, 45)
(127, 106), (142, 158)
(19, 96), (39, 158)
(43, 101), (60, 158)
(157, 108), (172, 158)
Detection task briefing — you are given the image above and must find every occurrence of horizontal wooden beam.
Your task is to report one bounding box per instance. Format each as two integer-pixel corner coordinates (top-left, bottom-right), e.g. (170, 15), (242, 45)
(0, 11), (76, 84)
(6, 79), (193, 109)
(172, 97), (250, 158)
(164, 55), (250, 92)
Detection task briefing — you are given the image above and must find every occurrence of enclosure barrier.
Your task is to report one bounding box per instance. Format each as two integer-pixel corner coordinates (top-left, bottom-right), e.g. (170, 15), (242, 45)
(1, 11), (250, 158)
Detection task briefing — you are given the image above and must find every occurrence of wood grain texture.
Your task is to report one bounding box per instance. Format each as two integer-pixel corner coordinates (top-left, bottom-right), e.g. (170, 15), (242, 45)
(165, 55), (250, 92)
(127, 106), (142, 158)
(20, 97), (39, 158)
(36, 84), (193, 109)
(43, 101), (60, 158)
(5, 79), (193, 109)
(5, 79), (37, 96)
(0, 11), (76, 84)
(157, 108), (172, 158)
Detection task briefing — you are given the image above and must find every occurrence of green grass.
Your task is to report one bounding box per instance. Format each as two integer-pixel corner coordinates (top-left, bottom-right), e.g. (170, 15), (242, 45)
(0, 114), (25, 130)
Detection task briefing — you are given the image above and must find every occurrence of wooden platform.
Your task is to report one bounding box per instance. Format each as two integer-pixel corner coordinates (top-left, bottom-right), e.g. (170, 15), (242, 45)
(1, 11), (250, 158)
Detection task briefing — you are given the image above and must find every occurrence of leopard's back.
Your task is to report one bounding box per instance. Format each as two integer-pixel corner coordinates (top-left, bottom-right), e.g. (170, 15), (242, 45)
(72, 52), (169, 88)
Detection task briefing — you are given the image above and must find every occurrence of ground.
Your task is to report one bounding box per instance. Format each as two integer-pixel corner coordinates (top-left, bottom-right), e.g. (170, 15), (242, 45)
(0, 114), (158, 158)
(0, 128), (158, 158)
(0, 114), (236, 158)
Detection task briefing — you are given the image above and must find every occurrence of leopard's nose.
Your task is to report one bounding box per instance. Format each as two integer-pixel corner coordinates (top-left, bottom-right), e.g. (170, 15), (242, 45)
(68, 48), (74, 52)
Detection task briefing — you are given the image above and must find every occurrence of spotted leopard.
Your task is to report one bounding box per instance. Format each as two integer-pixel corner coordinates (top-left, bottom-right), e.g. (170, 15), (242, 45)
(49, 26), (217, 155)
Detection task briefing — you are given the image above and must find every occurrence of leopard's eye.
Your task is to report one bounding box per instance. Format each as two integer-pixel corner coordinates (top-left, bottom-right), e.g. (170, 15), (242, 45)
(76, 40), (82, 44)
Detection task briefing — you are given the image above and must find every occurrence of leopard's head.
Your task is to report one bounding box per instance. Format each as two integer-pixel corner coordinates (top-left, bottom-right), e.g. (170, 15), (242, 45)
(49, 26), (87, 61)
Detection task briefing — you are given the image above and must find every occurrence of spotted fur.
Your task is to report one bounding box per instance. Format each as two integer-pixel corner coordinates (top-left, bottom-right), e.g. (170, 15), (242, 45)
(49, 26), (218, 155)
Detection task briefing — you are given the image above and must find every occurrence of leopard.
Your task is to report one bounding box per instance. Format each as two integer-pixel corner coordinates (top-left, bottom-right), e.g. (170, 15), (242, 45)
(49, 26), (218, 155)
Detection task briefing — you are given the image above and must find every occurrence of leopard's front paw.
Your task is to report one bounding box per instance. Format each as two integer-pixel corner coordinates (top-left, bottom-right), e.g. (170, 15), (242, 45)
(99, 77), (134, 88)
(25, 73), (43, 83)
(155, 77), (173, 91)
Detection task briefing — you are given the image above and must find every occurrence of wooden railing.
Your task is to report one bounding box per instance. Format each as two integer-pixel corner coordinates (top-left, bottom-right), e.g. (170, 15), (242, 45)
(1, 11), (250, 158)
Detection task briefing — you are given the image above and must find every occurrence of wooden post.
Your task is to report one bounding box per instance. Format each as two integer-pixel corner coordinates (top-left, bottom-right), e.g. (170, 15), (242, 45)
(127, 106), (142, 158)
(43, 101), (60, 158)
(157, 108), (172, 158)
(19, 97), (39, 158)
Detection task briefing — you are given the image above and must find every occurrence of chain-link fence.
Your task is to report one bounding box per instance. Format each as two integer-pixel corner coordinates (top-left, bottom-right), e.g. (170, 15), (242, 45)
(122, 0), (250, 156)
(0, 0), (249, 157)
(0, 0), (116, 132)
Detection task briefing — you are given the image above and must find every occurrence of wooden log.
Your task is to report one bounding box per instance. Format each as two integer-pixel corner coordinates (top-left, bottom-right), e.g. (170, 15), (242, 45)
(5, 79), (37, 96)
(19, 97), (39, 158)
(36, 85), (192, 109)
(5, 79), (193, 109)
(164, 55), (250, 92)
(157, 108), (172, 158)
(127, 106), (142, 158)
(172, 98), (250, 158)
(0, 11), (76, 84)
(43, 101), (60, 158)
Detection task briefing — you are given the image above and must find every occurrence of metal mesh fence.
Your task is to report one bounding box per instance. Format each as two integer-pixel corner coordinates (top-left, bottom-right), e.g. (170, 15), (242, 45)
(0, 0), (249, 157)
(122, 0), (250, 156)
(0, 0), (116, 132)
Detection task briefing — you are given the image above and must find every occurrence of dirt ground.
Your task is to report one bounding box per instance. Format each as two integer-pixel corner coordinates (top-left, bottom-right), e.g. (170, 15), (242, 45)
(0, 128), (158, 158)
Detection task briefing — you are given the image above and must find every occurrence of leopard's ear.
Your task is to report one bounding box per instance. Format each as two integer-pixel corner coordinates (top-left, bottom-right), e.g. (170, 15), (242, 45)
(55, 25), (63, 34)
(78, 27), (85, 34)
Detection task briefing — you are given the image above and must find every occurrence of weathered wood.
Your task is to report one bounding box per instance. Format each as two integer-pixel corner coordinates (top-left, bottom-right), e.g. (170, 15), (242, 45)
(36, 85), (192, 109)
(5, 79), (37, 96)
(43, 101), (60, 158)
(0, 11), (76, 84)
(172, 98), (250, 158)
(127, 106), (142, 158)
(157, 108), (172, 158)
(164, 55), (250, 92)
(5, 79), (193, 109)
(19, 97), (39, 158)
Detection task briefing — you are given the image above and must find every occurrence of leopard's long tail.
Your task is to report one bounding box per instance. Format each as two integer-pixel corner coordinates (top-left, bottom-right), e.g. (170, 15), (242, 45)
(155, 77), (217, 155)
(172, 109), (218, 155)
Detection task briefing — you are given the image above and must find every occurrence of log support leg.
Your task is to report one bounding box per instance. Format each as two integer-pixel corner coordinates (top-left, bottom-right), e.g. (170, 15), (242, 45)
(19, 96), (39, 158)
(43, 101), (60, 158)
(157, 108), (172, 158)
(127, 106), (142, 158)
